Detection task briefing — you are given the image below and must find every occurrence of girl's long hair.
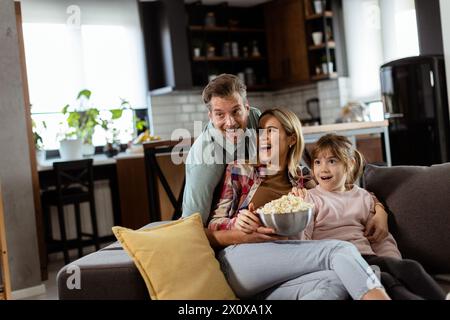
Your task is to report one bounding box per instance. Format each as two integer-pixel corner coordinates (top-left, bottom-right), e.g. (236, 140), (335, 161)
(259, 108), (304, 180)
(310, 134), (365, 185)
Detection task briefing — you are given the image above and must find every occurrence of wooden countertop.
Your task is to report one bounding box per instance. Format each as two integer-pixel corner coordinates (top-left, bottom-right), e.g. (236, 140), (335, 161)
(302, 120), (388, 134)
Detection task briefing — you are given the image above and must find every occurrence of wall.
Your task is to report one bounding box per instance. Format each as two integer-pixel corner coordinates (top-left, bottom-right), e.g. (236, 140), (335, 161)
(342, 0), (384, 101)
(0, 0), (41, 292)
(318, 78), (351, 124)
(440, 0), (450, 118)
(149, 84), (321, 138)
(380, 0), (419, 63)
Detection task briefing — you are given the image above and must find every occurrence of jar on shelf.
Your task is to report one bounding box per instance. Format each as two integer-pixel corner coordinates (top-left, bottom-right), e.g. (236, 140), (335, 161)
(207, 45), (216, 57)
(251, 41), (261, 57)
(193, 47), (201, 58)
(242, 46), (249, 58)
(222, 42), (231, 57)
(245, 68), (255, 86)
(231, 42), (239, 58)
(205, 12), (216, 27)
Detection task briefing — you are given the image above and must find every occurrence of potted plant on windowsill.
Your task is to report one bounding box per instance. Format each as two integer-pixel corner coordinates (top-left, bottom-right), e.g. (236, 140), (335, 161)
(100, 98), (128, 157)
(60, 89), (128, 159)
(61, 89), (100, 157)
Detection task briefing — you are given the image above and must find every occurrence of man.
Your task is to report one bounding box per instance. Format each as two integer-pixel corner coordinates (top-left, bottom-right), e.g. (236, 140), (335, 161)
(182, 74), (260, 224)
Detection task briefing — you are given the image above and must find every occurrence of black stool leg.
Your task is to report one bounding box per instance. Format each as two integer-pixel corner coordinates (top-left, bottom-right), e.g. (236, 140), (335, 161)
(74, 203), (83, 258)
(88, 197), (100, 251)
(56, 202), (70, 264)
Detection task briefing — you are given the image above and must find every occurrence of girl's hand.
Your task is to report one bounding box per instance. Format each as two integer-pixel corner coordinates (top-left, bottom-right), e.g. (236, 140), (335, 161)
(365, 206), (389, 242)
(235, 203), (263, 234)
(291, 187), (308, 200)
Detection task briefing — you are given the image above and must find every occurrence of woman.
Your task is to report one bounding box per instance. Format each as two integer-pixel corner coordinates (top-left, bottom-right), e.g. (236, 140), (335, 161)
(206, 108), (390, 300)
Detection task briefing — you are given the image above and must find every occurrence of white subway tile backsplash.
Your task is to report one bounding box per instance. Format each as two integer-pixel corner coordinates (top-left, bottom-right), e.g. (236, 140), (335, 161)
(175, 114), (191, 122)
(189, 95), (203, 104)
(149, 79), (355, 134)
(152, 105), (182, 115)
(182, 104), (197, 113)
(196, 104), (208, 112)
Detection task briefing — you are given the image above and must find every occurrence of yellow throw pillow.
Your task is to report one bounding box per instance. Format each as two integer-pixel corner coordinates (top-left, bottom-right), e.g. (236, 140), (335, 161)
(112, 213), (236, 300)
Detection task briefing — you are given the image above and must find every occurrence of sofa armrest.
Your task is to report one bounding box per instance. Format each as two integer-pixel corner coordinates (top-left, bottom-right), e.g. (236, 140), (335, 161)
(57, 246), (149, 300)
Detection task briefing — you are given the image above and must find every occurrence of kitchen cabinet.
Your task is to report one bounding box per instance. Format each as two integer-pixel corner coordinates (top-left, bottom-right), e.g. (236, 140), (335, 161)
(304, 0), (348, 80)
(186, 2), (269, 90)
(264, 0), (310, 87)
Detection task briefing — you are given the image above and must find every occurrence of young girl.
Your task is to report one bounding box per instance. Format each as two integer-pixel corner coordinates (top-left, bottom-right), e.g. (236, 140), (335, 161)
(207, 109), (391, 300)
(294, 133), (446, 300)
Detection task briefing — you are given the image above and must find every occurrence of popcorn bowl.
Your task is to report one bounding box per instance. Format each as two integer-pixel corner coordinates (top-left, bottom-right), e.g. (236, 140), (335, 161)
(257, 207), (313, 236)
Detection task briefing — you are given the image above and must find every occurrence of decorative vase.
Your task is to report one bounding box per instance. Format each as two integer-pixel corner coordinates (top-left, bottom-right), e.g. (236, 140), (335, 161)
(59, 139), (83, 160)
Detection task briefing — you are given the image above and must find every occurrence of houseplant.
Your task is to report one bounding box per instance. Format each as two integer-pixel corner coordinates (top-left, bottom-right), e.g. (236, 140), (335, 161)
(32, 119), (47, 163)
(100, 98), (128, 157)
(62, 89), (100, 156)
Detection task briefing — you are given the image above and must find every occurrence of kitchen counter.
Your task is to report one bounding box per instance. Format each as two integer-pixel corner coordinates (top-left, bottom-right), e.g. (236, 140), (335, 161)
(302, 120), (391, 166)
(37, 120), (391, 171)
(37, 151), (144, 172)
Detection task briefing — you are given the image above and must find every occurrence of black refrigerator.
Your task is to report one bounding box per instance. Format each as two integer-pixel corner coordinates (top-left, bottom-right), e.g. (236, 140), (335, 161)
(380, 55), (450, 166)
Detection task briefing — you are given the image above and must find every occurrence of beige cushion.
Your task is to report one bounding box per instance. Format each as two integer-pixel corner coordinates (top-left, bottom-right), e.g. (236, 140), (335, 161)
(112, 213), (236, 300)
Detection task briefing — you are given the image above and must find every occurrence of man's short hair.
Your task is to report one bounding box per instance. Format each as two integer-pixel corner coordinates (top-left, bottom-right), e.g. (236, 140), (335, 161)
(202, 74), (247, 110)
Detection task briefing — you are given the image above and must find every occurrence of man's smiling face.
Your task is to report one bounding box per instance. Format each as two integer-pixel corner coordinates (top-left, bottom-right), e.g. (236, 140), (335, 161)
(208, 92), (250, 143)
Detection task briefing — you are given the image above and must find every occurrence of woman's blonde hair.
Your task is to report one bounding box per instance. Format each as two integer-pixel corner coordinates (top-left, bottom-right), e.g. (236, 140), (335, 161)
(311, 134), (365, 185)
(259, 108), (304, 180)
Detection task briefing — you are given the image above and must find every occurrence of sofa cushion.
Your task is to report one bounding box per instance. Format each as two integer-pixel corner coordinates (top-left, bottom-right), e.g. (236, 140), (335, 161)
(364, 163), (450, 274)
(112, 213), (237, 300)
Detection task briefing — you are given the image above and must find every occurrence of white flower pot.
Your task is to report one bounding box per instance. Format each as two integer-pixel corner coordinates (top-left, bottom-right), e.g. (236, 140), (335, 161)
(82, 143), (95, 156)
(59, 139), (83, 160)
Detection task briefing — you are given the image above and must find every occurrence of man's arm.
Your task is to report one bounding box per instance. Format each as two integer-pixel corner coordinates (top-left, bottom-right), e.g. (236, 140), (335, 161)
(182, 162), (225, 225)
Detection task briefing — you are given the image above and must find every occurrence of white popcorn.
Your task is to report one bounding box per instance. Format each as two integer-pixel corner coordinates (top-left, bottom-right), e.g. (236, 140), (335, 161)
(256, 194), (314, 215)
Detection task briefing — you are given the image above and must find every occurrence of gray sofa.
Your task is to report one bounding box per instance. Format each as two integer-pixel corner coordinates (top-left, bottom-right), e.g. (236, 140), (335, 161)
(57, 163), (450, 299)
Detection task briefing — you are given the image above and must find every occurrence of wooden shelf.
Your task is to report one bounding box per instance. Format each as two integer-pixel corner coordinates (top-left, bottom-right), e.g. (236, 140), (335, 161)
(189, 25), (264, 33)
(311, 72), (338, 81)
(308, 41), (336, 50)
(193, 56), (267, 62)
(305, 11), (333, 20)
(247, 84), (270, 91)
(186, 3), (268, 90)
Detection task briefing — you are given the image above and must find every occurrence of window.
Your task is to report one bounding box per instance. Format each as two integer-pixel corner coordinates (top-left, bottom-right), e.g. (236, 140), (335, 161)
(21, 0), (148, 149)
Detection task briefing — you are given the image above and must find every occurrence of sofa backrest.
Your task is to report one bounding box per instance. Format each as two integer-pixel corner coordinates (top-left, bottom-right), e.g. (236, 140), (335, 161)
(364, 163), (450, 274)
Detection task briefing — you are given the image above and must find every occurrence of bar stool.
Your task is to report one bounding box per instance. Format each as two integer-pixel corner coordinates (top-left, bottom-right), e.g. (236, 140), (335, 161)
(41, 159), (100, 264)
